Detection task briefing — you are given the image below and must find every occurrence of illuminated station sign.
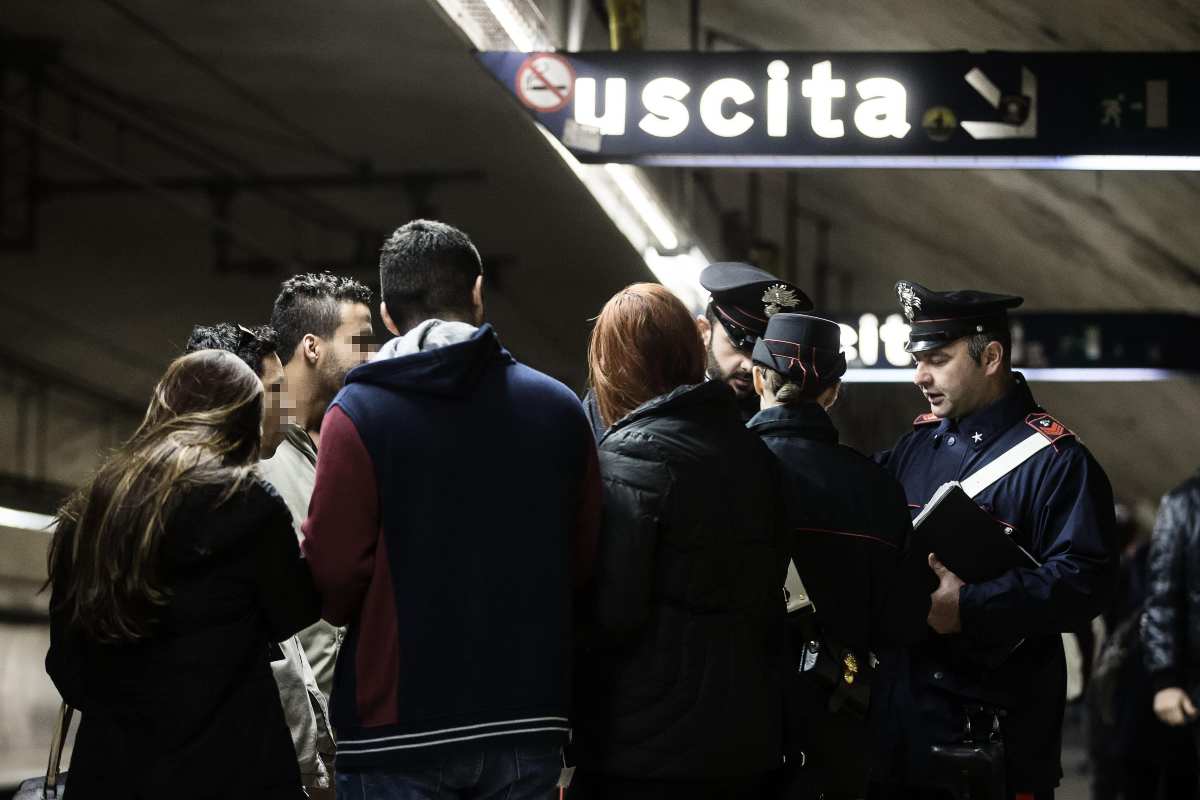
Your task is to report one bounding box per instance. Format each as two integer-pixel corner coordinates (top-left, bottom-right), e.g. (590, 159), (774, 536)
(477, 51), (1200, 168)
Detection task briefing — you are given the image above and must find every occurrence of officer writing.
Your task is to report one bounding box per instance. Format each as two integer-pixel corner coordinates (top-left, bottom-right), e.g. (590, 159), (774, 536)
(870, 282), (1117, 800)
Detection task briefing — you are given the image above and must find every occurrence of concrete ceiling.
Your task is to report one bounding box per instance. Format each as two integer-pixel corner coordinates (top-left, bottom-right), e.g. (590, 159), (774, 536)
(3, 0), (1199, 505)
(1, 0), (652, 399)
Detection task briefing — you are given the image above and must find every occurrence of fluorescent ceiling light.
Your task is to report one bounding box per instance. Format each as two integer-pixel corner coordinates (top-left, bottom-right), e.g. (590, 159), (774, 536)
(0, 505), (56, 532)
(844, 367), (1185, 383)
(604, 164), (679, 250)
(643, 246), (709, 314)
(630, 155), (1200, 171)
(434, 0), (704, 296)
(538, 127), (649, 252)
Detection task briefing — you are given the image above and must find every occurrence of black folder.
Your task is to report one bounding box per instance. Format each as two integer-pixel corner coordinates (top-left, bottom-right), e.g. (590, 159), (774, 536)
(903, 482), (1040, 594)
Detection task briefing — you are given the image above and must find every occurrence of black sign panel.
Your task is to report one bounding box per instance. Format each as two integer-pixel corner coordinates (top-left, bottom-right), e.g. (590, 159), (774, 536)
(476, 51), (1200, 165)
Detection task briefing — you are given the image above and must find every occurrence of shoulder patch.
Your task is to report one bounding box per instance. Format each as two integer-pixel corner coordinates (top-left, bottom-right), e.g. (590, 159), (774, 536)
(1026, 412), (1074, 443)
(912, 412), (939, 427)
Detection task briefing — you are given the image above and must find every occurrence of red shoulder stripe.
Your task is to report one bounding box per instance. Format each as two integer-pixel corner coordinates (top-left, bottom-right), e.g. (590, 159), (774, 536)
(1025, 412), (1074, 443)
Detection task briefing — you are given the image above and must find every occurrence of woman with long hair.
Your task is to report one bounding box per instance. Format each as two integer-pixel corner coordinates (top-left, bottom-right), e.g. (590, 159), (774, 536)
(46, 349), (318, 799)
(571, 283), (788, 799)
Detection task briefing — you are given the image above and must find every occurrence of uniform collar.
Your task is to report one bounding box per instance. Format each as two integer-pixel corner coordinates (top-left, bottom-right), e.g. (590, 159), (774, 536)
(953, 372), (1038, 447)
(746, 402), (839, 445)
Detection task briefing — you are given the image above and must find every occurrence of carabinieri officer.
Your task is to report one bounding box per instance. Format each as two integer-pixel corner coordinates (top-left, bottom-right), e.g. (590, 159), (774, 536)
(696, 262), (812, 422)
(870, 282), (1117, 800)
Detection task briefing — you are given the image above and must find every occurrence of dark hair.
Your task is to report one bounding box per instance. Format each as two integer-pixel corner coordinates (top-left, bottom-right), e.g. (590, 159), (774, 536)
(588, 283), (706, 427)
(48, 350), (264, 642)
(966, 328), (1013, 369)
(379, 219), (482, 333)
(185, 323), (277, 377)
(271, 273), (373, 365)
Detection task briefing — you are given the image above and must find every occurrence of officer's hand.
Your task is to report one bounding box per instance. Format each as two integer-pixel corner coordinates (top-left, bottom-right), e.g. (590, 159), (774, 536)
(927, 553), (964, 635)
(1153, 687), (1198, 727)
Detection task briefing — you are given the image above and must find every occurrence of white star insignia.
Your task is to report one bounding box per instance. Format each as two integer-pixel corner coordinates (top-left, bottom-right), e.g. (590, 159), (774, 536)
(972, 432), (983, 443)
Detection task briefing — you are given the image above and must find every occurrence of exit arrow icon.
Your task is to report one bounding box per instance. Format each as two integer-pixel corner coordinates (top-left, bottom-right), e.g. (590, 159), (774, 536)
(962, 66), (1038, 139)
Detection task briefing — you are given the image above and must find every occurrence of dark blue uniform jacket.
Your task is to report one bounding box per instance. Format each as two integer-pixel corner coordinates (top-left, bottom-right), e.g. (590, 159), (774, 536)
(874, 374), (1116, 791)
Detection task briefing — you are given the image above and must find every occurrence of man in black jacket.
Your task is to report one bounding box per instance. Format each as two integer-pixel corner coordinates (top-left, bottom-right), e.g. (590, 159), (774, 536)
(748, 312), (927, 800)
(1142, 471), (1200, 751)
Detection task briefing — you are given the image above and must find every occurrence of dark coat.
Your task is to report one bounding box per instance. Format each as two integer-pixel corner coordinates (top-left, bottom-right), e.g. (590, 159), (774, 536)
(572, 381), (789, 780)
(1092, 541), (1197, 769)
(874, 375), (1116, 792)
(1143, 471), (1200, 697)
(46, 477), (319, 800)
(748, 402), (927, 795)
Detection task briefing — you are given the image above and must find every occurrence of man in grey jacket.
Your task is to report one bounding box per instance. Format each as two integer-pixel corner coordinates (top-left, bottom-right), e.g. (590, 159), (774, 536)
(259, 272), (374, 796)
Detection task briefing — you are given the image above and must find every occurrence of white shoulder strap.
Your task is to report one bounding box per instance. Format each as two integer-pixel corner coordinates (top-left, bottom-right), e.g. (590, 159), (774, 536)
(959, 431), (1052, 499)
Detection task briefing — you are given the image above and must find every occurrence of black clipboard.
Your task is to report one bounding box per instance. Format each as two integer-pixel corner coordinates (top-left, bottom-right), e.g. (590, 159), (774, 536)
(903, 481), (1040, 593)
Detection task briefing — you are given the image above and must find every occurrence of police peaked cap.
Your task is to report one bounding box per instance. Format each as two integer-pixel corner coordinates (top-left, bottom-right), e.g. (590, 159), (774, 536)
(701, 262), (813, 346)
(752, 312), (847, 390)
(895, 281), (1023, 354)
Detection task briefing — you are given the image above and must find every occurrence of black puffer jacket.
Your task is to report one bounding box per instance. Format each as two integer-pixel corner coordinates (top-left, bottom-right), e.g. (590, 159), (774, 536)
(572, 381), (789, 780)
(1142, 471), (1200, 695)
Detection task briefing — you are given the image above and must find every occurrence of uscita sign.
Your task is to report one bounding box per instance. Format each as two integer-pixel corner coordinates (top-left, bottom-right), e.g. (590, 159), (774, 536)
(575, 60), (910, 140)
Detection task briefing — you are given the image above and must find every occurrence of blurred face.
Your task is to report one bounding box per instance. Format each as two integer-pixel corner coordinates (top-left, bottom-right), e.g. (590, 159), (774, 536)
(259, 352), (287, 458)
(316, 302), (374, 402)
(703, 318), (755, 399)
(912, 338), (989, 419)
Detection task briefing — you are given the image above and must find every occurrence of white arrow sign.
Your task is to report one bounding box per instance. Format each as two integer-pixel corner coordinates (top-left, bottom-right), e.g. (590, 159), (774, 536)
(962, 66), (1037, 139)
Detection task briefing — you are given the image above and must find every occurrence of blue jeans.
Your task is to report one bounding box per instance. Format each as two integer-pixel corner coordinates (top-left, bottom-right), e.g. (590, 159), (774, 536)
(336, 741), (562, 800)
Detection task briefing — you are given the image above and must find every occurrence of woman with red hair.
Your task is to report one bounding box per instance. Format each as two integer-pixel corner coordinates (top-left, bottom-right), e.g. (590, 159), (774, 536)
(570, 283), (788, 799)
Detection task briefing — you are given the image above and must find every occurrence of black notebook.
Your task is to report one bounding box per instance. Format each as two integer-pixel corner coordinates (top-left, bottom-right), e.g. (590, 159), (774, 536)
(904, 482), (1040, 591)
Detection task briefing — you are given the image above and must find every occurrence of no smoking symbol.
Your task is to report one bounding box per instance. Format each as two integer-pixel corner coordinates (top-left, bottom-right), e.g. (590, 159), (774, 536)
(515, 53), (575, 113)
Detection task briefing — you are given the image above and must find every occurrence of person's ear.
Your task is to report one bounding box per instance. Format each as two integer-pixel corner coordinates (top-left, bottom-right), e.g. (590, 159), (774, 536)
(301, 333), (321, 366)
(380, 301), (400, 336)
(472, 274), (484, 325)
(983, 341), (1005, 376)
(752, 365), (766, 398)
(696, 315), (712, 347)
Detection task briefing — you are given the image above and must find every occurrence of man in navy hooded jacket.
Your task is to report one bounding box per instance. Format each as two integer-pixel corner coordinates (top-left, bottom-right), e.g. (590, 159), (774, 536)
(303, 220), (601, 800)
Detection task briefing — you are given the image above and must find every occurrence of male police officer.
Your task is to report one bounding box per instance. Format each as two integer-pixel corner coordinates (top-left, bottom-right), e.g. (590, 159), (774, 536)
(696, 262), (812, 421)
(871, 282), (1117, 800)
(582, 262), (810, 439)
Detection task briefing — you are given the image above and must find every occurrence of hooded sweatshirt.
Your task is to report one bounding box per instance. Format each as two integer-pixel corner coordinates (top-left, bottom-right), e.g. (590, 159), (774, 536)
(302, 321), (601, 772)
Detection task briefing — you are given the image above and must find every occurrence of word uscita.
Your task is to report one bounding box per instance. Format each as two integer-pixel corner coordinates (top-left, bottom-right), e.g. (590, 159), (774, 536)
(574, 60), (912, 140)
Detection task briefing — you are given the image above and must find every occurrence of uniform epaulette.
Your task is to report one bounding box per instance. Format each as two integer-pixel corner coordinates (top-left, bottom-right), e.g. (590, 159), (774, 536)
(912, 412), (939, 427)
(1026, 412), (1074, 443)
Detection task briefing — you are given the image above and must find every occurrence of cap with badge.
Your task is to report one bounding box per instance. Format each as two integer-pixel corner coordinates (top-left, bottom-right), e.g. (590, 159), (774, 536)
(701, 262), (813, 350)
(752, 312), (847, 392)
(895, 281), (1023, 354)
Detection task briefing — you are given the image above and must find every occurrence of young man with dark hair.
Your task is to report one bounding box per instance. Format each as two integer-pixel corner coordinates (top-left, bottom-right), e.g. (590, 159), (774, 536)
(870, 281), (1118, 800)
(184, 322), (287, 457)
(270, 272), (375, 428)
(303, 219), (600, 800)
(257, 272), (374, 796)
